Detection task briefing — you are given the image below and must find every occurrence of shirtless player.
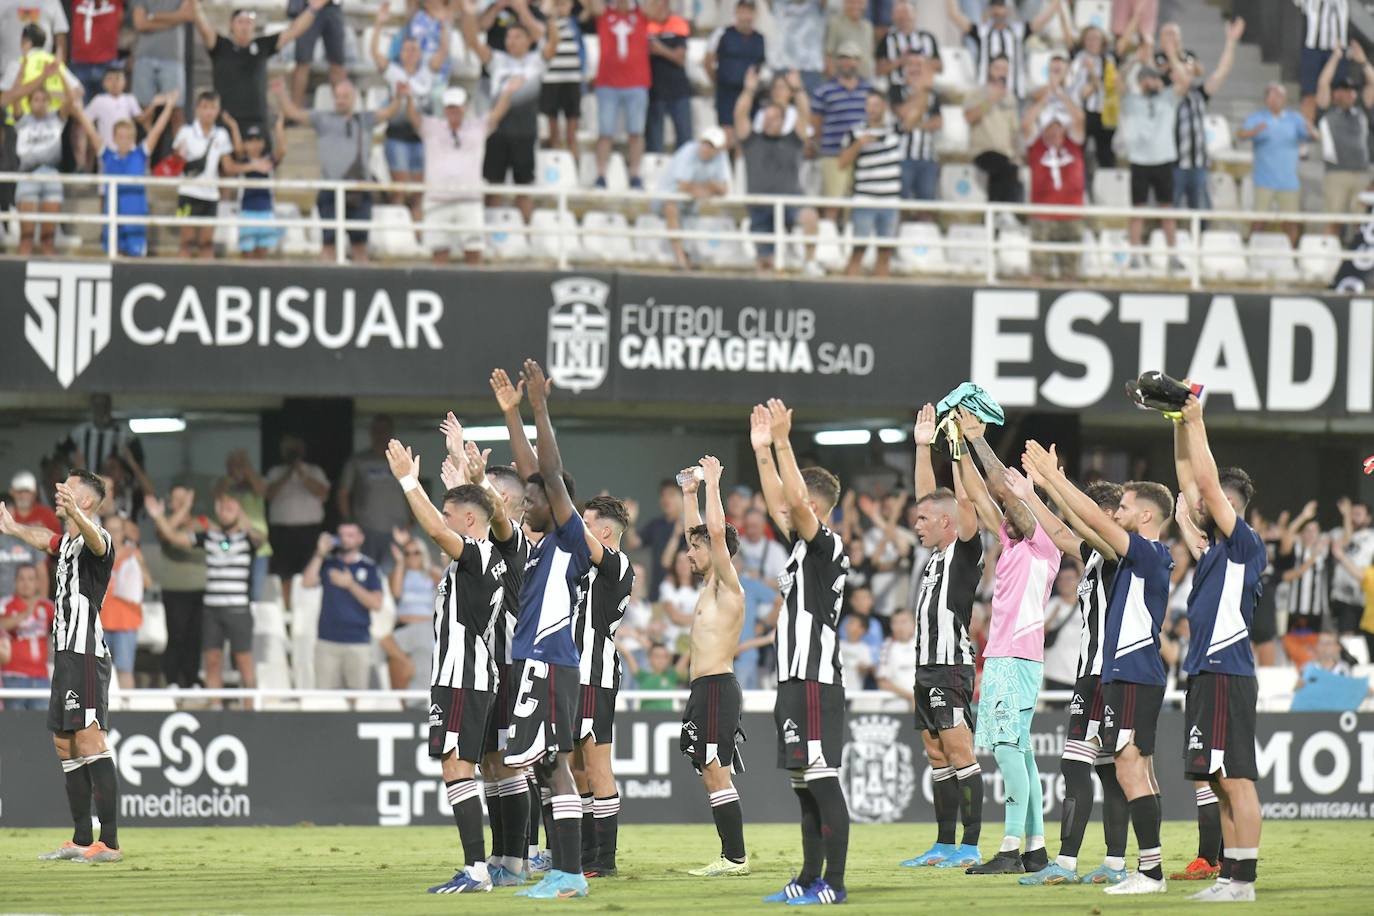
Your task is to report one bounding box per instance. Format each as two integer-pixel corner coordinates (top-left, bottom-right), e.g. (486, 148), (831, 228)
(676, 455), (749, 878)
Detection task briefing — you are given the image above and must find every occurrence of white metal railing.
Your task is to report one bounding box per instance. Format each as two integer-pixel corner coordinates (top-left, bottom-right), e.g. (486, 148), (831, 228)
(2, 169), (1370, 290)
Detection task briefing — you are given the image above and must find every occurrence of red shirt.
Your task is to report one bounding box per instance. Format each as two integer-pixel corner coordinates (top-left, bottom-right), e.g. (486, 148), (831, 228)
(596, 6), (651, 89)
(71, 0), (124, 64)
(1028, 136), (1085, 220)
(13, 503), (61, 536)
(1, 596), (54, 679)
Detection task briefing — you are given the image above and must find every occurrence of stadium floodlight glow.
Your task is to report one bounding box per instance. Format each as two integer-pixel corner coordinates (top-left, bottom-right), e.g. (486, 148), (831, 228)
(878, 428), (908, 444)
(463, 425), (538, 442)
(129, 417), (186, 435)
(814, 429), (872, 446)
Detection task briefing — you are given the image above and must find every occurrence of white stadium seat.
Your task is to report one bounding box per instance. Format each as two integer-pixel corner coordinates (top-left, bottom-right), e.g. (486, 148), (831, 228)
(935, 45), (976, 94)
(935, 105), (969, 155)
(367, 205), (423, 258)
(939, 163), (986, 204)
(137, 600), (168, 654)
(528, 208), (584, 261)
(579, 150), (629, 192)
(894, 221), (946, 275)
(687, 215), (751, 268)
(1249, 231), (1300, 282)
(485, 206), (530, 261)
(1074, 0), (1112, 32)
(632, 213), (676, 266)
(687, 36), (710, 90)
(1077, 228), (1103, 278)
(213, 200), (239, 256)
(1096, 228), (1132, 274)
(1205, 113), (1252, 166)
(277, 203), (322, 256)
(580, 210), (635, 264)
(638, 152), (672, 192)
(1297, 233), (1343, 284)
(1025, 49), (1052, 94)
(1148, 227), (1195, 276)
(1090, 168), (1130, 209)
(290, 574), (321, 689)
(946, 223), (989, 275)
(1209, 171), (1240, 213)
(1200, 229), (1249, 281)
(536, 149), (579, 189)
(809, 219), (850, 273)
(997, 226), (1031, 276)
(582, 34), (600, 83)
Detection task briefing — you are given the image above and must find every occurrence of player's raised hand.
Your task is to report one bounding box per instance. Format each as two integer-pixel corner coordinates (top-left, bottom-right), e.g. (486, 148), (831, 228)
(749, 404), (773, 450)
(55, 482), (79, 518)
(490, 368), (524, 413)
(913, 403), (937, 446)
(766, 398), (792, 440)
(700, 455), (723, 485)
(678, 466), (701, 494)
(1023, 439), (1055, 477)
(522, 359), (552, 410)
(385, 439), (418, 481)
(464, 441), (492, 482)
(439, 411), (465, 461)
(954, 406), (985, 440)
(1179, 388), (1203, 424)
(440, 457), (466, 490)
(1003, 467), (1034, 501)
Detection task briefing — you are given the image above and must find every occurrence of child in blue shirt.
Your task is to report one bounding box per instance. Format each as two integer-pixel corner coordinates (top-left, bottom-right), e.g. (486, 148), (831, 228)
(223, 113), (287, 258)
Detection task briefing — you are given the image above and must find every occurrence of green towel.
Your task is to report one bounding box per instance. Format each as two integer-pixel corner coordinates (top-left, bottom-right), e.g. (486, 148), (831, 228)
(936, 382), (1005, 425)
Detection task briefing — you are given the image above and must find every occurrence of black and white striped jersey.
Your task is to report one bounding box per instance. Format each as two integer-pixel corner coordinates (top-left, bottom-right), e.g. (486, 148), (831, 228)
(1300, 0), (1347, 50)
(881, 28), (940, 87)
(67, 421), (131, 472)
(431, 538), (507, 691)
(1075, 542), (1118, 678)
(575, 545), (634, 689)
(51, 527), (115, 656)
(970, 20), (1030, 97)
(913, 534), (983, 667)
(544, 15), (583, 84)
(192, 528), (254, 610)
(491, 527), (531, 667)
(1174, 84), (1210, 170)
(775, 524), (849, 685)
(1280, 540), (1330, 630)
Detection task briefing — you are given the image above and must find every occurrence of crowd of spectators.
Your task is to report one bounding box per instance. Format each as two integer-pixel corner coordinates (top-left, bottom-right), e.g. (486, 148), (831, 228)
(0, 1), (1367, 270)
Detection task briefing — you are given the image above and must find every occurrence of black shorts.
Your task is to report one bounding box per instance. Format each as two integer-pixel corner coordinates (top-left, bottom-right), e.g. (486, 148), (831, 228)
(202, 602), (253, 655)
(484, 662), (515, 755)
(578, 684), (617, 745)
(48, 650), (111, 734)
(504, 658), (580, 768)
(268, 523), (323, 580)
(428, 685), (496, 762)
(1184, 672), (1258, 781)
(1331, 599), (1364, 635)
(482, 132), (536, 186)
(1250, 597), (1278, 644)
(1130, 162), (1174, 206)
(540, 81), (582, 119)
(1100, 680), (1166, 757)
(681, 673), (745, 774)
(774, 679), (845, 770)
(914, 664), (976, 735)
(176, 195), (217, 219)
(1066, 673), (1106, 745)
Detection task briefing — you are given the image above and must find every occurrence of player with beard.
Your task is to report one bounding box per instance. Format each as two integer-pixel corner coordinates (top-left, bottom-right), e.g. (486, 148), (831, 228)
(677, 456), (749, 878)
(952, 409), (1062, 876)
(501, 359), (593, 899)
(751, 400), (851, 906)
(1022, 440), (1175, 897)
(899, 403), (985, 871)
(1004, 461), (1131, 887)
(1173, 391), (1265, 903)
(1, 470), (123, 863)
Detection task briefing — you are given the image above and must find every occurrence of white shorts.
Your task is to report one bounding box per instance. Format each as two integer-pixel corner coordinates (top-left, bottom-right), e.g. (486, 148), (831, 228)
(423, 199), (484, 254)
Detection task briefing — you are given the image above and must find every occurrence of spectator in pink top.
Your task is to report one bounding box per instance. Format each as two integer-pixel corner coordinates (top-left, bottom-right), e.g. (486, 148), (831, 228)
(952, 406), (1063, 876)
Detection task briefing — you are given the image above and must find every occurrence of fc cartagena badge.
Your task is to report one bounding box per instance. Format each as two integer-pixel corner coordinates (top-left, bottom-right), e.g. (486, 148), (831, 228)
(547, 278), (610, 393)
(839, 715), (915, 823)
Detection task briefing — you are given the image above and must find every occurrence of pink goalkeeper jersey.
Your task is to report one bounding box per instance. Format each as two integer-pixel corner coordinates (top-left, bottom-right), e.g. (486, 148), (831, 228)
(985, 519), (1062, 661)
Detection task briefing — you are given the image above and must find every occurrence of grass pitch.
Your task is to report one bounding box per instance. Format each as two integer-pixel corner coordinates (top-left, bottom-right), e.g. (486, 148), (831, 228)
(0, 821), (1362, 914)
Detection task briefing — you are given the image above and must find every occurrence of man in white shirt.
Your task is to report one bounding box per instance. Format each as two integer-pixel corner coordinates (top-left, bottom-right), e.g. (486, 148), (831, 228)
(737, 509), (787, 582)
(264, 434), (331, 602)
(876, 609), (918, 710)
(171, 89), (234, 258)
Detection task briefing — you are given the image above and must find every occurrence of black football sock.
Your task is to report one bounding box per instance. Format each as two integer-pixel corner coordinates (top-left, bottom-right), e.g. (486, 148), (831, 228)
(61, 757), (94, 847)
(485, 780), (504, 856)
(1127, 795), (1163, 880)
(1219, 855), (1234, 882)
(446, 779), (486, 868)
(708, 787), (746, 862)
(497, 776), (530, 865)
(1057, 758), (1095, 861)
(549, 793), (583, 874)
(580, 793), (596, 866)
(87, 753), (119, 850)
(791, 777), (824, 886)
(1096, 761), (1129, 864)
(1229, 847), (1258, 883)
(955, 762), (983, 847)
(593, 794), (621, 869)
(932, 766), (958, 845)
(1196, 785), (1222, 864)
(806, 773), (849, 892)
(541, 785), (556, 855)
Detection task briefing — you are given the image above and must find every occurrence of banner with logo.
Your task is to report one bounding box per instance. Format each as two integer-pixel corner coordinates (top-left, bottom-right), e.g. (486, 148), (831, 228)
(6, 259), (1374, 416)
(0, 709), (1369, 827)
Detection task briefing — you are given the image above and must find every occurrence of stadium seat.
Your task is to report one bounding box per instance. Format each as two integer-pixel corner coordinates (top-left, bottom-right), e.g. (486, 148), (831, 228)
(945, 223), (989, 275)
(1090, 168), (1130, 209)
(939, 163), (986, 204)
(1297, 233), (1343, 284)
(997, 226), (1030, 276)
(368, 142), (391, 186)
(367, 205), (423, 258)
(1077, 228), (1103, 278)
(536, 148), (579, 189)
(289, 575), (320, 690)
(1209, 170), (1240, 213)
(1249, 231), (1299, 282)
(1096, 227), (1132, 274)
(894, 221), (945, 274)
(1074, 0), (1112, 31)
(1025, 49), (1052, 94)
(485, 207), (530, 261)
(687, 215), (751, 268)
(687, 36), (710, 90)
(732, 154), (747, 194)
(213, 200), (239, 256)
(448, 30), (482, 80)
(1200, 229), (1249, 281)
(580, 210), (635, 263)
(807, 218), (850, 273)
(632, 213), (676, 266)
(1239, 174), (1255, 211)
(277, 202), (323, 256)
(1256, 666), (1295, 712)
(935, 105), (969, 155)
(579, 149), (629, 192)
(528, 208), (584, 262)
(1342, 635), (1371, 665)
(252, 599), (293, 690)
(691, 96), (717, 139)
(364, 85), (389, 114)
(638, 152), (672, 192)
(1148, 226), (1195, 276)
(1205, 113), (1253, 166)
(578, 91), (598, 144)
(737, 216), (757, 262)
(936, 45), (976, 94)
(137, 599), (168, 654)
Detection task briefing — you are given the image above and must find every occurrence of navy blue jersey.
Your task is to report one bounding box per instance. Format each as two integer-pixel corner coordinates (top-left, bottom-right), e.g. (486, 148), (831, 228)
(1101, 532), (1172, 686)
(1183, 516), (1265, 677)
(511, 512), (592, 668)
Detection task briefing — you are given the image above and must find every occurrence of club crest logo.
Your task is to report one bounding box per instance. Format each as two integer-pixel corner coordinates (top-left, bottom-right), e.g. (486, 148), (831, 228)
(547, 278), (610, 393)
(839, 715), (915, 824)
